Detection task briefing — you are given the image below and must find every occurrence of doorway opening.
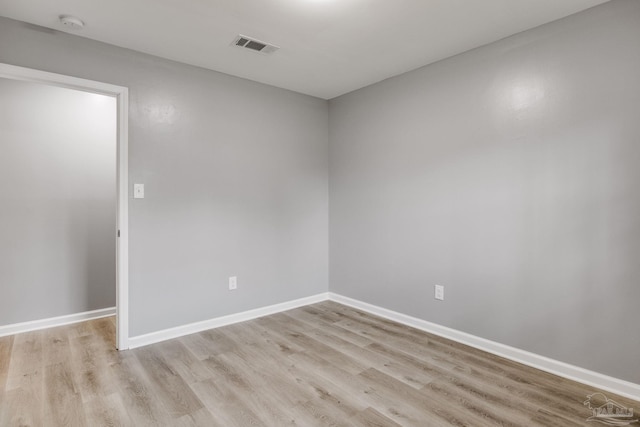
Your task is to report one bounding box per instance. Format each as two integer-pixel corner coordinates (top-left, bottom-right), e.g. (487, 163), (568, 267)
(0, 63), (129, 350)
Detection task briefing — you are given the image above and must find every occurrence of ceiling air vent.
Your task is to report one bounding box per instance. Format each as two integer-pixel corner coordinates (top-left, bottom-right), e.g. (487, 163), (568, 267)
(231, 35), (279, 55)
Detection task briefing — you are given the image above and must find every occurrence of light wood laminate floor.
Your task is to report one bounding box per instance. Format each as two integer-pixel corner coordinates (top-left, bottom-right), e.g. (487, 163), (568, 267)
(0, 301), (637, 426)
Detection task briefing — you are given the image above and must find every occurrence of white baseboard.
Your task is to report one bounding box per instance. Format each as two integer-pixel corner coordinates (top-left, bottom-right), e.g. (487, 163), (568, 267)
(124, 290), (640, 401)
(128, 293), (330, 349)
(328, 293), (640, 402)
(0, 307), (116, 338)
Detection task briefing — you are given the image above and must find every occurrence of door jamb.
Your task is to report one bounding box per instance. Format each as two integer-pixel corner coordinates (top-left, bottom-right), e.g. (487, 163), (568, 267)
(0, 63), (130, 350)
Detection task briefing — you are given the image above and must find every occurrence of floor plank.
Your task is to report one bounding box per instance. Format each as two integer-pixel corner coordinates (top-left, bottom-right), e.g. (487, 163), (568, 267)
(44, 361), (88, 426)
(0, 334), (14, 420)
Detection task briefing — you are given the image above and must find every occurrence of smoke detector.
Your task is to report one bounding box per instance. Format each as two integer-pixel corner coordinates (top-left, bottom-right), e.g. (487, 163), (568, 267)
(231, 35), (279, 55)
(59, 15), (85, 30)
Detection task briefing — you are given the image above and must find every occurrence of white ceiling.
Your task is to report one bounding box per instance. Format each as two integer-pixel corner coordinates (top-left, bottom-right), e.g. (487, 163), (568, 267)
(0, 0), (609, 99)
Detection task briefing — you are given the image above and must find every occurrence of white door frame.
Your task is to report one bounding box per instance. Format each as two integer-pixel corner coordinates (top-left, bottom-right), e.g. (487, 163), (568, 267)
(0, 63), (130, 350)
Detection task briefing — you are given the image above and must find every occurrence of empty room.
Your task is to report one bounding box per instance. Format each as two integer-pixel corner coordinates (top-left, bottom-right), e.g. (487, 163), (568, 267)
(0, 0), (638, 425)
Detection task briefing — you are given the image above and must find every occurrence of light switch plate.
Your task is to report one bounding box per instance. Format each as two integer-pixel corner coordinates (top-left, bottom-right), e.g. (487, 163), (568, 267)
(134, 183), (144, 199)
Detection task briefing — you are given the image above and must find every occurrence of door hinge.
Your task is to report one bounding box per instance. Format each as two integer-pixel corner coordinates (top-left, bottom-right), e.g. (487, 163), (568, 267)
(117, 229), (120, 238)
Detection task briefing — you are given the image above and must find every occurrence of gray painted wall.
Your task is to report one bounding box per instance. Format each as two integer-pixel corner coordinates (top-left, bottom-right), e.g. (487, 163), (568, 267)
(0, 78), (116, 325)
(1, 0), (637, 384)
(0, 17), (329, 336)
(329, 0), (640, 383)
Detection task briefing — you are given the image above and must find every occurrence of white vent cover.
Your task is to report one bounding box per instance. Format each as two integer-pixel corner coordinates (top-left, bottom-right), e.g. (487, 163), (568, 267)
(231, 35), (279, 55)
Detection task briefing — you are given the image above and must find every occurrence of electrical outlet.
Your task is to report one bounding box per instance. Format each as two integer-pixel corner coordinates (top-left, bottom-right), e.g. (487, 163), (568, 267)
(434, 285), (444, 301)
(229, 276), (237, 290)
